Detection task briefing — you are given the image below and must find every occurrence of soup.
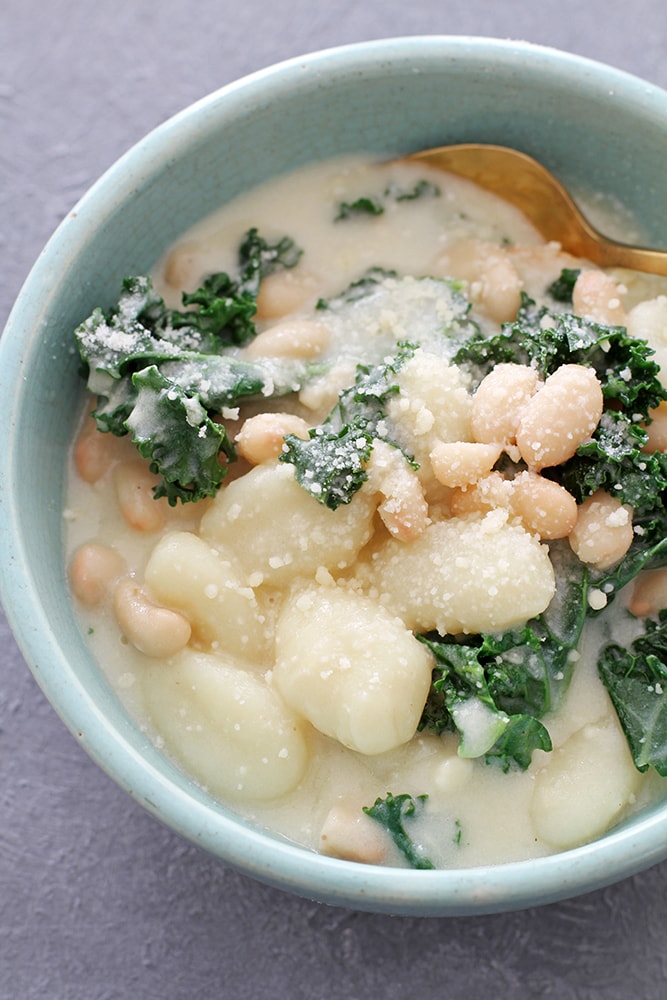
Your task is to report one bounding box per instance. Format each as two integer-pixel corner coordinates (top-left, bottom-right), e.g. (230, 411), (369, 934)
(65, 155), (667, 868)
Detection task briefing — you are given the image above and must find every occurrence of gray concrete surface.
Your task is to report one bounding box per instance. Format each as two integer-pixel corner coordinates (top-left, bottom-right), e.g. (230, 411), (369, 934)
(3, 1), (667, 997)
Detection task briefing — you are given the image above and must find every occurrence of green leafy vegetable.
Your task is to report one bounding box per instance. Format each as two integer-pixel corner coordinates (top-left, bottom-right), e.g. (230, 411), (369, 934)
(75, 230), (310, 503)
(279, 420), (374, 509)
(127, 366), (231, 504)
(363, 793), (435, 869)
(316, 267), (398, 310)
(280, 342), (417, 509)
(333, 341), (418, 428)
(547, 267), (581, 303)
(386, 179), (441, 202)
(485, 715), (554, 771)
(598, 612), (667, 774)
(334, 179), (440, 221)
(335, 196), (384, 220)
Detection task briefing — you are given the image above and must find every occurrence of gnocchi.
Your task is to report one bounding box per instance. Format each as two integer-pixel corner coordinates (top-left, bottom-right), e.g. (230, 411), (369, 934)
(142, 649), (309, 801)
(273, 585), (433, 755)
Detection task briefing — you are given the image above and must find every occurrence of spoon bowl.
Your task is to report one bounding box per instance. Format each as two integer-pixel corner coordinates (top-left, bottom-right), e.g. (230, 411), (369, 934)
(406, 144), (667, 276)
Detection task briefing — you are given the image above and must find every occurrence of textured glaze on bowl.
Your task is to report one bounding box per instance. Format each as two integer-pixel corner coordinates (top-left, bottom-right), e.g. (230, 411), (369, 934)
(3, 36), (667, 916)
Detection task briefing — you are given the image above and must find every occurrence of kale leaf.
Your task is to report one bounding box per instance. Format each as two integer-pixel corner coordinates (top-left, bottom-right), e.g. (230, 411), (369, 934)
(334, 179), (440, 221)
(280, 342), (417, 509)
(454, 293), (666, 419)
(598, 612), (667, 774)
(546, 267), (581, 303)
(335, 196), (385, 220)
(279, 420), (374, 509)
(316, 267), (399, 310)
(363, 793), (435, 869)
(127, 366), (232, 504)
(75, 230), (309, 503)
(385, 179), (441, 202)
(333, 340), (418, 428)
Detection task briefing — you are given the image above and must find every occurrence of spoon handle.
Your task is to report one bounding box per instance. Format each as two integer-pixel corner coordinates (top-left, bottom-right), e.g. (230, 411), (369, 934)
(405, 144), (667, 278)
(578, 238), (667, 277)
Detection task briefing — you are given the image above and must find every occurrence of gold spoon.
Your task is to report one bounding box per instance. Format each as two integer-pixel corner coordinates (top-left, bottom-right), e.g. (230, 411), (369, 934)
(405, 143), (667, 277)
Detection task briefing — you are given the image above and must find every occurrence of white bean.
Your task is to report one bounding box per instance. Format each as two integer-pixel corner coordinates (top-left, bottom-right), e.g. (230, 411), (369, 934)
(244, 318), (330, 360)
(568, 489), (634, 569)
(429, 440), (502, 489)
(68, 543), (125, 607)
(367, 439), (429, 541)
(516, 364), (603, 470)
(509, 471), (578, 540)
(114, 460), (167, 533)
(255, 269), (319, 320)
(319, 802), (389, 864)
(235, 412), (311, 465)
(73, 417), (124, 484)
(572, 269), (627, 325)
(163, 240), (206, 292)
(113, 578), (191, 658)
(629, 568), (667, 616)
(471, 363), (540, 446)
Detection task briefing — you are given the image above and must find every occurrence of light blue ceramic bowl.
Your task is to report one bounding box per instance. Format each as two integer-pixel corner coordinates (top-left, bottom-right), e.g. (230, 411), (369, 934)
(3, 36), (667, 917)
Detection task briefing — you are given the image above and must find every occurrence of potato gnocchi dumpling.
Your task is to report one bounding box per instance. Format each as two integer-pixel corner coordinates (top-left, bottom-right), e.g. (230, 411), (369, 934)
(142, 649), (309, 801)
(530, 717), (642, 849)
(273, 585), (433, 755)
(199, 462), (377, 586)
(355, 511), (556, 634)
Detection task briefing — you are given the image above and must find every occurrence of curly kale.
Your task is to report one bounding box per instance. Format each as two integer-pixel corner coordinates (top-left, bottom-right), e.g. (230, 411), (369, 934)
(334, 178), (440, 221)
(279, 342), (417, 509)
(278, 420), (375, 510)
(75, 230), (310, 503)
(546, 267), (581, 303)
(599, 612), (667, 775)
(363, 793), (435, 869)
(454, 293), (666, 418)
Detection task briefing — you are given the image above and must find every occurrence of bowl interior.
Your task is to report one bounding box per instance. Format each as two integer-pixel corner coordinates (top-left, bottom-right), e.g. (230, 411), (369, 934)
(4, 36), (667, 916)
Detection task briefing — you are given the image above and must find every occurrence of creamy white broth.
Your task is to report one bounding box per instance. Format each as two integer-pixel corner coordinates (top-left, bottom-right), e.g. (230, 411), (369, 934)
(66, 155), (667, 869)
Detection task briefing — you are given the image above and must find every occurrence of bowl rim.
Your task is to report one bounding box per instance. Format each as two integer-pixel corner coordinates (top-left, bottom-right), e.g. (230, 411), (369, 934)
(4, 34), (667, 916)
